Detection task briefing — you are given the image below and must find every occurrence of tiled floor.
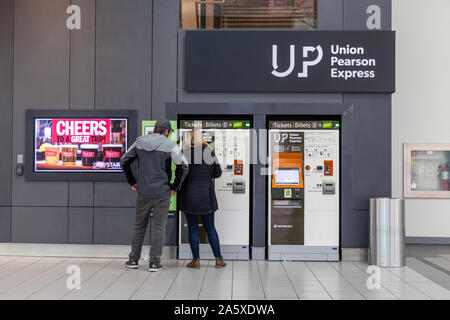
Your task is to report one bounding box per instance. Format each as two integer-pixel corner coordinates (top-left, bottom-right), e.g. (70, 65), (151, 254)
(406, 244), (450, 290)
(0, 255), (448, 300)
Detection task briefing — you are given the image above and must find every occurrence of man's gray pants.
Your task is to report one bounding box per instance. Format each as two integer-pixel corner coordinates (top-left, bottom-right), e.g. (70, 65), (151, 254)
(129, 193), (171, 264)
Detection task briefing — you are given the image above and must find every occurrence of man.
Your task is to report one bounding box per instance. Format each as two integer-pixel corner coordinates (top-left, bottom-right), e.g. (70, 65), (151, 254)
(120, 119), (188, 272)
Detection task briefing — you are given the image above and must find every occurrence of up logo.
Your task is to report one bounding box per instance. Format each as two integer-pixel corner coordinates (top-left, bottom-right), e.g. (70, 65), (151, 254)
(271, 44), (323, 78)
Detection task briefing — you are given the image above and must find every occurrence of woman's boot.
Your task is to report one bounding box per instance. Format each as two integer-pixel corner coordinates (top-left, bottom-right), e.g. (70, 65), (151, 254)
(215, 257), (227, 268)
(187, 258), (200, 269)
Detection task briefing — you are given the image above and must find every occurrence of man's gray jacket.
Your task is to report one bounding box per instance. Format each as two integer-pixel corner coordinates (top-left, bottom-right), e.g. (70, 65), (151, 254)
(120, 133), (189, 198)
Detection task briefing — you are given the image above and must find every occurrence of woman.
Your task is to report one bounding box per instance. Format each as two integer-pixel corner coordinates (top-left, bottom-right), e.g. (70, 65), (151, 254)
(177, 129), (226, 269)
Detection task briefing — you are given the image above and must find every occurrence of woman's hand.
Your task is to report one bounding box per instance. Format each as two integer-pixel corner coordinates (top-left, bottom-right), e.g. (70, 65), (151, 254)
(131, 184), (137, 191)
(171, 191), (176, 197)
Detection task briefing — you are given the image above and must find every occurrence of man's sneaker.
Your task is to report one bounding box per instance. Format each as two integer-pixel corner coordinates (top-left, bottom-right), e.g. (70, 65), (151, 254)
(149, 262), (164, 272)
(125, 259), (139, 269)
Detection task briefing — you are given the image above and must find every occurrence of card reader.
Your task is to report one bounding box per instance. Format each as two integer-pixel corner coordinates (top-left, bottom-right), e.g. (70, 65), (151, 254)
(232, 180), (245, 194)
(323, 180), (336, 195)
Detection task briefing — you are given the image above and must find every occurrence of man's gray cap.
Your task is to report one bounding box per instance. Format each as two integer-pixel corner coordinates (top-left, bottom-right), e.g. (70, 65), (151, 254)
(154, 119), (173, 132)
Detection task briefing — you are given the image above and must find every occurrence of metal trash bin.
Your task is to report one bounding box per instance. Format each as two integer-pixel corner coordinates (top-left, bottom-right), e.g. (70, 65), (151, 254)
(369, 198), (405, 267)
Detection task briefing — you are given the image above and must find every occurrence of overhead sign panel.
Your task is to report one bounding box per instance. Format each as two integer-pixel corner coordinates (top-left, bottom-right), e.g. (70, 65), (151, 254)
(185, 30), (395, 93)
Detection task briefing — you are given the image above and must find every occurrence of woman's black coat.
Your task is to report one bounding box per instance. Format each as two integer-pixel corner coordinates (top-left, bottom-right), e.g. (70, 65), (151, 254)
(177, 146), (222, 215)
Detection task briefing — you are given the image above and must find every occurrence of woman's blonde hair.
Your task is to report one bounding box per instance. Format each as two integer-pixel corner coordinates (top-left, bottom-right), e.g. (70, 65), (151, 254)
(185, 129), (213, 151)
(187, 129), (208, 146)
(183, 129), (214, 160)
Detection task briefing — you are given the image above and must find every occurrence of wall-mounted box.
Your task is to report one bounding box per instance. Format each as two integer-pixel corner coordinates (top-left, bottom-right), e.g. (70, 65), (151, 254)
(404, 143), (450, 198)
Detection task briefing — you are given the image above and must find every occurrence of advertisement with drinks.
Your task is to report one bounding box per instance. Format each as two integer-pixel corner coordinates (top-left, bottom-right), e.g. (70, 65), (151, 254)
(34, 118), (128, 172)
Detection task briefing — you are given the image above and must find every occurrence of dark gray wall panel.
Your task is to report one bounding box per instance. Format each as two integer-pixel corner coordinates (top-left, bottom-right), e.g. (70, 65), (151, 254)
(12, 0), (70, 206)
(12, 182), (68, 207)
(162, 215), (177, 246)
(152, 0), (177, 119)
(68, 182), (93, 206)
(344, 0), (391, 30)
(11, 207), (68, 243)
(95, 0), (151, 119)
(0, 207), (12, 242)
(0, 0), (13, 206)
(94, 182), (136, 207)
(69, 0), (96, 205)
(69, 207), (93, 244)
(318, 0), (343, 30)
(252, 115), (266, 247)
(70, 0), (95, 109)
(94, 207), (149, 245)
(342, 1), (392, 231)
(345, 94), (391, 209)
(178, 91), (344, 104)
(340, 106), (355, 249)
(341, 210), (369, 248)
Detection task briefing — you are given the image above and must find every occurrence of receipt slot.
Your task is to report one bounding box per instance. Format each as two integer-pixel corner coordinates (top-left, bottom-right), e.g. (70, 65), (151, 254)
(268, 120), (340, 261)
(178, 119), (251, 260)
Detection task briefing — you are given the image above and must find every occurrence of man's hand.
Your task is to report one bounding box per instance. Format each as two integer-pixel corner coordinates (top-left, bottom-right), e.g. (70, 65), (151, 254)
(170, 191), (176, 197)
(131, 184), (137, 191)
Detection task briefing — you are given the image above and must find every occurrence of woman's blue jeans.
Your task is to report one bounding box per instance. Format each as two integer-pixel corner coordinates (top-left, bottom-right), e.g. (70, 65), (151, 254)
(185, 213), (222, 259)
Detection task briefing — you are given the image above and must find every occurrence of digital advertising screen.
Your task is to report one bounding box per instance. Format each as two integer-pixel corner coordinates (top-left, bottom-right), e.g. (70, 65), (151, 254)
(26, 110), (137, 181)
(34, 118), (127, 172)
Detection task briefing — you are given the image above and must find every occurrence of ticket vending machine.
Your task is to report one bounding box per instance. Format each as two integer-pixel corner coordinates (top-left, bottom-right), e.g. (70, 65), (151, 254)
(268, 119), (340, 261)
(178, 119), (251, 260)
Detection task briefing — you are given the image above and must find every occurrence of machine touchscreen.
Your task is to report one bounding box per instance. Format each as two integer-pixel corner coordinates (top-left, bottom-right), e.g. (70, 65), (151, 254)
(275, 168), (300, 185)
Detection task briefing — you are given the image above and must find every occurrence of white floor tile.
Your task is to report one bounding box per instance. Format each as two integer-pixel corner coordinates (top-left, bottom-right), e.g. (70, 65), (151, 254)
(297, 291), (331, 299)
(291, 280), (324, 291)
(397, 294), (432, 300)
(0, 256), (444, 301)
(96, 270), (150, 300)
(233, 289), (265, 297)
(232, 296), (266, 300)
(0, 262), (56, 295)
(329, 292), (366, 300)
(408, 281), (450, 294)
(199, 296), (232, 300)
(165, 294), (198, 300)
(0, 263), (69, 299)
(130, 293), (165, 300)
(429, 294), (450, 300)
(360, 291), (398, 300)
